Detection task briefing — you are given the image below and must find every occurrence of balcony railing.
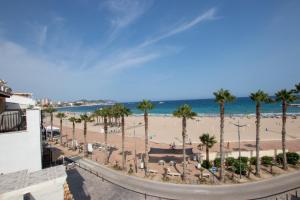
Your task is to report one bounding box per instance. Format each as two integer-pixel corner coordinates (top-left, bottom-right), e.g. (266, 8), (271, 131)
(0, 110), (26, 133)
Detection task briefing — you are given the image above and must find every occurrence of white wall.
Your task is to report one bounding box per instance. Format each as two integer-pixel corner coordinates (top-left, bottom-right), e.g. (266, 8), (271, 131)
(1, 177), (66, 200)
(0, 166), (66, 200)
(200, 149), (286, 161)
(0, 109), (42, 174)
(6, 95), (36, 110)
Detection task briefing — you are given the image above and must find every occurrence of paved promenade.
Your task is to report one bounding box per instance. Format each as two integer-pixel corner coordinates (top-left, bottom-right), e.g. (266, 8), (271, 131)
(67, 156), (300, 200)
(67, 167), (164, 200)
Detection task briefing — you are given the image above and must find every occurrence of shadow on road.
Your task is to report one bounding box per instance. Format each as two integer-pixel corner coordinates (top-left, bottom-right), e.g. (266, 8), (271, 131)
(67, 168), (91, 200)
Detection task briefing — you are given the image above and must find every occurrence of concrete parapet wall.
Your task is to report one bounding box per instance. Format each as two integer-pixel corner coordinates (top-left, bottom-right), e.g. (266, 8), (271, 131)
(205, 149), (286, 161)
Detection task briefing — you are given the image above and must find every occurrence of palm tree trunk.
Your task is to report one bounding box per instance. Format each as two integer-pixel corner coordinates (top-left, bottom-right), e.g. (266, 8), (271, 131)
(72, 122), (75, 150)
(182, 117), (186, 180)
(219, 103), (225, 181)
(182, 117), (187, 181)
(121, 116), (125, 169)
(50, 113), (53, 141)
(60, 118), (63, 144)
(255, 103), (261, 176)
(104, 116), (108, 164)
(144, 111), (149, 174)
(206, 145), (209, 162)
(104, 117), (108, 146)
(282, 101), (288, 170)
(84, 121), (88, 157)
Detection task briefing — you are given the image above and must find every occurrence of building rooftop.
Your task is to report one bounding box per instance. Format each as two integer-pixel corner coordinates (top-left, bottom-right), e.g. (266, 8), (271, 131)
(0, 165), (66, 194)
(0, 79), (12, 97)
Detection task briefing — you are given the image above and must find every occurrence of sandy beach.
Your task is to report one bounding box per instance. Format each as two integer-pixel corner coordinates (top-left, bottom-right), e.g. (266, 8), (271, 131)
(50, 115), (300, 145)
(48, 114), (300, 183)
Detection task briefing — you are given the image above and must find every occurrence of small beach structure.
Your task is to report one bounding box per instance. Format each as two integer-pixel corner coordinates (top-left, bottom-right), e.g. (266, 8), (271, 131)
(45, 126), (60, 138)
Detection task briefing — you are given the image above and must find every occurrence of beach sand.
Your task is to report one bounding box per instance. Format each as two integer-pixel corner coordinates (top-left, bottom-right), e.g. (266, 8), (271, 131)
(50, 115), (300, 145)
(48, 114), (300, 183)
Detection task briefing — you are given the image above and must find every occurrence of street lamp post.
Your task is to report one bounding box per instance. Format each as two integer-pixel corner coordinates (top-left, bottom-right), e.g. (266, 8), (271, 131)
(231, 120), (247, 179)
(133, 122), (138, 173)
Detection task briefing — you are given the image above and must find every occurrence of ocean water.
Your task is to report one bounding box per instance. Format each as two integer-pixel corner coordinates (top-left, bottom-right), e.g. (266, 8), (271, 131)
(57, 97), (300, 116)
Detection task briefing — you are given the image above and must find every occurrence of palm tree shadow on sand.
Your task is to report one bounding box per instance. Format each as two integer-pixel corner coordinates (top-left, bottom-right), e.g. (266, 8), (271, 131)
(107, 146), (118, 163)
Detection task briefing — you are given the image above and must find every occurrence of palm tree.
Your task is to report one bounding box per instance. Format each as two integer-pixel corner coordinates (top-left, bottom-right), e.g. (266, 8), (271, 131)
(101, 107), (111, 147)
(116, 104), (132, 169)
(69, 117), (81, 150)
(173, 104), (197, 180)
(250, 90), (272, 176)
(275, 89), (298, 170)
(137, 100), (154, 174)
(94, 109), (102, 124)
(293, 82), (300, 93)
(44, 106), (57, 141)
(80, 114), (94, 157)
(111, 104), (121, 126)
(108, 106), (114, 125)
(199, 133), (217, 163)
(213, 89), (235, 181)
(56, 112), (66, 144)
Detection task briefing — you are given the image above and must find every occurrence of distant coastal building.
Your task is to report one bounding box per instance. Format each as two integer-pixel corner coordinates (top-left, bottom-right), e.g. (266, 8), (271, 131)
(0, 79), (66, 200)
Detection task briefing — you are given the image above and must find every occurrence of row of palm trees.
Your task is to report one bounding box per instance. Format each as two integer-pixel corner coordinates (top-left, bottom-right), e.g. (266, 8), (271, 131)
(212, 83), (300, 181)
(173, 83), (299, 181)
(44, 82), (299, 182)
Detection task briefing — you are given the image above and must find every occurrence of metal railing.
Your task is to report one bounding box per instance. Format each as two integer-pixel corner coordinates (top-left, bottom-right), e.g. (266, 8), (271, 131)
(250, 186), (300, 200)
(65, 157), (300, 200)
(0, 110), (26, 133)
(64, 159), (176, 200)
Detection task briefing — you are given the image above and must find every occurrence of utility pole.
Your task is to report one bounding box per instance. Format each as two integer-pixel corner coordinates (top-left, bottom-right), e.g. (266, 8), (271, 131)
(231, 120), (247, 179)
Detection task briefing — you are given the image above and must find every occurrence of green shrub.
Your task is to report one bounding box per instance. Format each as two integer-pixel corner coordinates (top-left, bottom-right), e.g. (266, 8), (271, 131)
(226, 157), (235, 167)
(238, 156), (249, 164)
(277, 152), (300, 165)
(113, 161), (122, 170)
(250, 157), (257, 165)
(287, 152), (300, 165)
(214, 158), (221, 168)
(201, 160), (212, 169)
(261, 156), (273, 166)
(233, 160), (247, 175)
(128, 164), (134, 174)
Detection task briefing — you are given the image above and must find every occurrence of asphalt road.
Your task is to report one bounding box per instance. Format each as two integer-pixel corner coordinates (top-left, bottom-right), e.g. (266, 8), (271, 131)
(68, 156), (300, 200)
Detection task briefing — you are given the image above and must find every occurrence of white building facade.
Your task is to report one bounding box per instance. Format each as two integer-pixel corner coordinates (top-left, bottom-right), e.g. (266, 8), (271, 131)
(0, 109), (42, 174)
(0, 80), (67, 200)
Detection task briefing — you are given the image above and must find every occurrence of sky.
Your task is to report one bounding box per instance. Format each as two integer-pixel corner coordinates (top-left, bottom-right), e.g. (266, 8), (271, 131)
(0, 0), (300, 102)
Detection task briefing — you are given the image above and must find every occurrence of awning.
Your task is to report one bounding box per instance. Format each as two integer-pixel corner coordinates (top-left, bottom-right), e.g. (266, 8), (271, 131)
(45, 126), (60, 132)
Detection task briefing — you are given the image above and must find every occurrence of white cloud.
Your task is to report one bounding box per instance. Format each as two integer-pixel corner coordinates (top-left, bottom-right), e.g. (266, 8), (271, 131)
(140, 8), (217, 47)
(37, 25), (48, 47)
(0, 7), (217, 100)
(93, 48), (160, 72)
(103, 0), (152, 29)
(0, 40), (111, 100)
(90, 8), (217, 72)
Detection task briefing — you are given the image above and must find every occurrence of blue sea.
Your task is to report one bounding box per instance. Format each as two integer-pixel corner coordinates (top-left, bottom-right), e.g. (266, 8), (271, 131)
(57, 97), (300, 116)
